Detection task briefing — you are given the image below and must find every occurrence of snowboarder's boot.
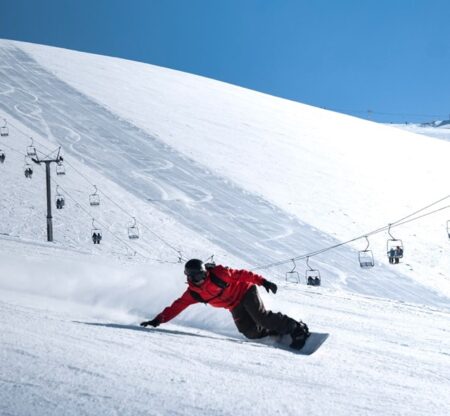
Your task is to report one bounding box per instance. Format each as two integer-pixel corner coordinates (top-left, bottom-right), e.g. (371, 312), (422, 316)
(290, 321), (310, 350)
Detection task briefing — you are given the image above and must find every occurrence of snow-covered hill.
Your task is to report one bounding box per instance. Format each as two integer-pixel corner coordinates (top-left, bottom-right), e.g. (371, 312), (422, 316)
(393, 119), (450, 142)
(1, 40), (449, 416)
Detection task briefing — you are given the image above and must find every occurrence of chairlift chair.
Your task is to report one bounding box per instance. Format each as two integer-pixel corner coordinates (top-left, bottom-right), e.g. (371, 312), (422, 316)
(447, 220), (450, 239)
(359, 251), (375, 269)
(305, 257), (321, 286)
(0, 119), (8, 137)
(285, 259), (300, 283)
(26, 137), (37, 157)
(23, 157), (33, 178)
(55, 186), (65, 209)
(91, 219), (102, 244)
(89, 185), (100, 206)
(128, 217), (140, 240)
(386, 224), (404, 264)
(56, 162), (66, 176)
(55, 196), (65, 209)
(0, 149), (5, 163)
(358, 236), (375, 268)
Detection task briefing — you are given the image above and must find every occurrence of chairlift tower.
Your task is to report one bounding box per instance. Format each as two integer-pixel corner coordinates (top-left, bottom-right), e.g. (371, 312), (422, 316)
(31, 147), (64, 242)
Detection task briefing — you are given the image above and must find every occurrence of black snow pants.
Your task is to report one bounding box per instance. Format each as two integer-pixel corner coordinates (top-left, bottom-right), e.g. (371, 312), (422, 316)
(231, 285), (298, 339)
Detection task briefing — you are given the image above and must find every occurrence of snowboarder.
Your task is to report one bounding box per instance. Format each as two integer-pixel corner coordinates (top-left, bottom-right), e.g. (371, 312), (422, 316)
(140, 259), (310, 349)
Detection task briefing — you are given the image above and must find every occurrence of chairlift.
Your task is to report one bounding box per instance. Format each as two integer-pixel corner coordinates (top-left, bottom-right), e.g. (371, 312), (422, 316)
(127, 217), (140, 239)
(23, 156), (33, 178)
(447, 220), (450, 239)
(305, 257), (321, 286)
(358, 236), (375, 269)
(386, 224), (404, 264)
(89, 185), (100, 206)
(0, 149), (5, 163)
(0, 119), (8, 137)
(56, 162), (66, 176)
(91, 219), (102, 244)
(177, 251), (184, 264)
(285, 259), (300, 283)
(55, 185), (65, 209)
(26, 137), (37, 157)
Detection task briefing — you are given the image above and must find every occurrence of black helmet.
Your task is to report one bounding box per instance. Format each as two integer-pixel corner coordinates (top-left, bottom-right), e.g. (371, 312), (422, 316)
(184, 259), (206, 283)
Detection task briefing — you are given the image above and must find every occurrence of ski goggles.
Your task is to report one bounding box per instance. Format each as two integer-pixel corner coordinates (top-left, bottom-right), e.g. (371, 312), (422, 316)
(185, 269), (206, 283)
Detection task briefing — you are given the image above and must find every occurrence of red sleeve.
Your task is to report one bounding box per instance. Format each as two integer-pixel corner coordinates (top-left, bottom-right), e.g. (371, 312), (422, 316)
(155, 290), (198, 323)
(213, 265), (265, 285)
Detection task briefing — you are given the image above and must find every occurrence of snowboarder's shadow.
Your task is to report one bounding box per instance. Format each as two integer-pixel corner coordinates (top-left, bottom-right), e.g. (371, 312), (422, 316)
(74, 321), (241, 343)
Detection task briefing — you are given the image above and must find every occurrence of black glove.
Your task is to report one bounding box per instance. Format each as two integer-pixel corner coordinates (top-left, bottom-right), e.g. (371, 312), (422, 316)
(140, 318), (161, 328)
(262, 279), (278, 294)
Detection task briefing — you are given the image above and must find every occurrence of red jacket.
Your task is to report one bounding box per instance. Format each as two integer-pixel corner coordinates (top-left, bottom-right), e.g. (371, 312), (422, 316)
(155, 265), (265, 324)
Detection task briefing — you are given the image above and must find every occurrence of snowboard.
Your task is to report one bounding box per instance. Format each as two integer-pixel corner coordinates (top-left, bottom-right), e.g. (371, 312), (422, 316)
(272, 332), (329, 355)
(137, 324), (328, 355)
(294, 332), (329, 355)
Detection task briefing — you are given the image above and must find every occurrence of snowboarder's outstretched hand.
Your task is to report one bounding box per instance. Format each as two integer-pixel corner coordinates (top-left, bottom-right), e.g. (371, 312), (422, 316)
(262, 279), (278, 294)
(140, 318), (161, 328)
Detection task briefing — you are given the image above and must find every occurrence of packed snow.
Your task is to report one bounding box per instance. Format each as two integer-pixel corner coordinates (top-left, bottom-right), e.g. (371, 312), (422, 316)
(0, 39), (449, 416)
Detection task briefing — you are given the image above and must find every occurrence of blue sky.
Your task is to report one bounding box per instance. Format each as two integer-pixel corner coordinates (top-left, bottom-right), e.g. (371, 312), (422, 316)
(1, 0), (449, 123)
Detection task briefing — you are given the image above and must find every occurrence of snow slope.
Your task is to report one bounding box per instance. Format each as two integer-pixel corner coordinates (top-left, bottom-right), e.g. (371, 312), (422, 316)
(1, 40), (449, 299)
(393, 120), (450, 142)
(0, 40), (450, 415)
(2, 266), (450, 416)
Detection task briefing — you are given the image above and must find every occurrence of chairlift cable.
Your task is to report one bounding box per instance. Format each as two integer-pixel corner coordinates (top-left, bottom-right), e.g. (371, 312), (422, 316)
(0, 142), (26, 157)
(51, 181), (148, 260)
(327, 108), (449, 119)
(2, 120), (58, 161)
(5, 119), (448, 268)
(252, 197), (450, 271)
(52, 180), (177, 264)
(59, 154), (186, 259)
(388, 195), (450, 227)
(5, 119), (186, 260)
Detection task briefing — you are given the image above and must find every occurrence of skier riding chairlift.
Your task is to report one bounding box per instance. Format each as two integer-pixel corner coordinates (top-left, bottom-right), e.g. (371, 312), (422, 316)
(55, 186), (65, 209)
(386, 225), (404, 264)
(24, 166), (33, 178)
(305, 257), (321, 286)
(91, 219), (102, 244)
(56, 196), (65, 209)
(387, 244), (404, 264)
(92, 230), (102, 244)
